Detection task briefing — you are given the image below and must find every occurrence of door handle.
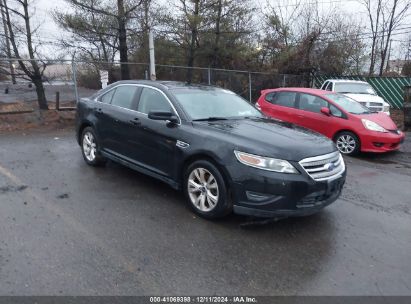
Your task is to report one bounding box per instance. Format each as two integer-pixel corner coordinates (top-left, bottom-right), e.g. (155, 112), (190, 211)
(129, 117), (141, 126)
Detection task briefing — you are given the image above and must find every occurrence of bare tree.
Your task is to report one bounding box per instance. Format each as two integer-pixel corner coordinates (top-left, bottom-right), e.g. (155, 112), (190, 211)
(161, 0), (207, 82)
(0, 1), (16, 83)
(185, 0), (201, 82)
(360, 0), (410, 76)
(0, 0), (49, 109)
(54, 0), (119, 80)
(360, 0), (383, 75)
(67, 0), (143, 80)
(161, 0), (254, 81)
(378, 0), (410, 75)
(206, 0), (255, 69)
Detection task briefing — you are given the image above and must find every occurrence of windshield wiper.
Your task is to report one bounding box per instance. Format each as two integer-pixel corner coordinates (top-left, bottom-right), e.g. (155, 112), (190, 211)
(192, 117), (228, 121)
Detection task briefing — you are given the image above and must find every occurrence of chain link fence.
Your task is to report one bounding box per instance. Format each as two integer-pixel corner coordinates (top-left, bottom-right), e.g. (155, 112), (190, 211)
(0, 58), (308, 113)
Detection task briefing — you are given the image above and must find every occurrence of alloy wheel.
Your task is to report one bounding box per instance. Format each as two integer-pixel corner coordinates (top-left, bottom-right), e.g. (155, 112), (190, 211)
(82, 131), (97, 162)
(187, 167), (219, 212)
(336, 134), (356, 154)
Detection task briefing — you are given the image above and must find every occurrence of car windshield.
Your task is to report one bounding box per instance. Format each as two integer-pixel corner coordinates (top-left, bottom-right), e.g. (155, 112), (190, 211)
(334, 82), (376, 95)
(325, 93), (371, 114)
(172, 88), (262, 120)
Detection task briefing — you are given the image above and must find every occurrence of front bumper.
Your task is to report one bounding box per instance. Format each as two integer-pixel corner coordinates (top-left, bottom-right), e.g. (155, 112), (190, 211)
(360, 130), (405, 153)
(227, 163), (346, 218)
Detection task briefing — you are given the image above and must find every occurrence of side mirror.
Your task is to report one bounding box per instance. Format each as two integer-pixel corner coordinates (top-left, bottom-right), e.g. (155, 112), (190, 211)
(148, 111), (179, 124)
(320, 107), (331, 116)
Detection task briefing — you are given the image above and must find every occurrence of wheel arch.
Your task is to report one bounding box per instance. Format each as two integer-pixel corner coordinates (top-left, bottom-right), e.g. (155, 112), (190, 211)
(180, 153), (232, 189)
(332, 129), (360, 142)
(77, 121), (94, 145)
(333, 129), (362, 153)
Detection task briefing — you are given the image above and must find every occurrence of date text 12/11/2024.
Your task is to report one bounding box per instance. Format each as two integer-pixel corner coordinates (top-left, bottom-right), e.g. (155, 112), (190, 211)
(149, 296), (257, 303)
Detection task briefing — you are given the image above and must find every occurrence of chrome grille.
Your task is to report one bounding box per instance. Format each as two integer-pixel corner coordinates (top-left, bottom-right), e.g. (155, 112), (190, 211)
(367, 102), (383, 112)
(299, 151), (345, 181)
(359, 101), (384, 112)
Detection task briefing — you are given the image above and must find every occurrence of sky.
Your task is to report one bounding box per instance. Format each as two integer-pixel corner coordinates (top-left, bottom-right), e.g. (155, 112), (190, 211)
(30, 0), (411, 61)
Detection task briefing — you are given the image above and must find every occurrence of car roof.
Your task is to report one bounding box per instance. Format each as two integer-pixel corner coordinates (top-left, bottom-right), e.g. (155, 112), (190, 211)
(264, 87), (333, 96)
(325, 79), (368, 84)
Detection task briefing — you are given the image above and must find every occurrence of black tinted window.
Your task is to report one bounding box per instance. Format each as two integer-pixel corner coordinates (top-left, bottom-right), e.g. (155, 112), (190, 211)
(325, 82), (332, 91)
(274, 92), (297, 108)
(111, 86), (138, 110)
(265, 93), (276, 103)
(100, 89), (115, 103)
(138, 88), (172, 114)
(298, 93), (328, 113)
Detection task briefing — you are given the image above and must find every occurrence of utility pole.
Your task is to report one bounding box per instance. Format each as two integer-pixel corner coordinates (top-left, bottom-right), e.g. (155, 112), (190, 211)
(117, 0), (130, 80)
(148, 27), (156, 81)
(1, 0), (16, 84)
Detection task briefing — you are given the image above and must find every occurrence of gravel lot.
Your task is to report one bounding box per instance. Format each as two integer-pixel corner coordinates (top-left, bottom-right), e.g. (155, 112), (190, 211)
(0, 129), (410, 295)
(0, 83), (96, 104)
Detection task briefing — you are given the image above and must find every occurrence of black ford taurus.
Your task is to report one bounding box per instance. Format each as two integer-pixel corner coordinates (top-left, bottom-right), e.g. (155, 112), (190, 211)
(76, 80), (346, 219)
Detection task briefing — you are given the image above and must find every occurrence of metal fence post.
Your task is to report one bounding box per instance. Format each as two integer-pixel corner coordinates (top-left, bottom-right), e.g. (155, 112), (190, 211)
(55, 91), (60, 111)
(248, 72), (252, 103)
(71, 60), (79, 104)
(208, 68), (211, 85)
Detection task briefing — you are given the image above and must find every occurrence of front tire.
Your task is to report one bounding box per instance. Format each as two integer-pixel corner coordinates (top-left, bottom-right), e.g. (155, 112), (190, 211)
(183, 160), (232, 219)
(335, 131), (360, 156)
(81, 127), (106, 166)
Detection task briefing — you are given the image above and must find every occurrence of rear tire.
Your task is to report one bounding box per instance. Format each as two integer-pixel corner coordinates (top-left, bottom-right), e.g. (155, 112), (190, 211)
(81, 127), (106, 166)
(334, 131), (360, 156)
(183, 160), (232, 219)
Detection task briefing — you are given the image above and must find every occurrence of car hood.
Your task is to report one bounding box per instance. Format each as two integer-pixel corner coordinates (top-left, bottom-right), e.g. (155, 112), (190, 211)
(355, 112), (398, 130)
(344, 93), (388, 105)
(193, 117), (337, 161)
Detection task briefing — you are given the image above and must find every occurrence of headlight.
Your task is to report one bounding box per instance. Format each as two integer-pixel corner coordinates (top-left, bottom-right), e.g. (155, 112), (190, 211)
(234, 150), (298, 173)
(361, 119), (387, 132)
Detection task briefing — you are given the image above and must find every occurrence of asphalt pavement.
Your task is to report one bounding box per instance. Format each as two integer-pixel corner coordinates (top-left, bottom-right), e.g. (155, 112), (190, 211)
(0, 128), (410, 295)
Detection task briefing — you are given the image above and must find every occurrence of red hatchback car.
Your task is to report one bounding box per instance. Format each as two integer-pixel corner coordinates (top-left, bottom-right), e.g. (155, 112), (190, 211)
(257, 88), (404, 155)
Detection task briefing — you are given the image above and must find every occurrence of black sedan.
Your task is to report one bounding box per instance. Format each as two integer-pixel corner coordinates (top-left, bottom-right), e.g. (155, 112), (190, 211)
(76, 80), (346, 219)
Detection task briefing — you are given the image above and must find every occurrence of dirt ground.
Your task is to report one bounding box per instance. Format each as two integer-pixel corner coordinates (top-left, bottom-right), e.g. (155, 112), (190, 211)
(0, 110), (75, 133)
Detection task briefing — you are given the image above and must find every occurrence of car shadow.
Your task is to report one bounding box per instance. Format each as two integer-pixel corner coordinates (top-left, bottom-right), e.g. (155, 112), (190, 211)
(104, 159), (337, 230)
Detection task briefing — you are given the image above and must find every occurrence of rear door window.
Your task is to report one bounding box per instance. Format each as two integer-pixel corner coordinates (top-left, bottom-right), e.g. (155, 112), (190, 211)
(265, 92), (276, 103)
(110, 85), (139, 110)
(272, 92), (297, 108)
